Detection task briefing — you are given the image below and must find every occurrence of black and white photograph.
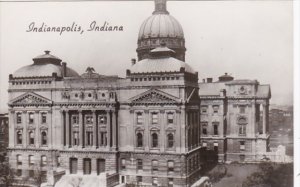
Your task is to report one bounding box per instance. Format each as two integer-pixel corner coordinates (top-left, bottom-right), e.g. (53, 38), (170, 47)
(0, 0), (296, 186)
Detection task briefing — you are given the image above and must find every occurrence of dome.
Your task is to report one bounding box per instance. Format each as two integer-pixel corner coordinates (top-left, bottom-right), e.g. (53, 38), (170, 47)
(138, 14), (184, 40)
(136, 0), (186, 62)
(13, 51), (79, 78)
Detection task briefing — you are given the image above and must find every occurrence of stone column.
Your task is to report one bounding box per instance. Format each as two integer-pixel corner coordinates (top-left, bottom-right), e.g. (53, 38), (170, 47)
(180, 108), (185, 153)
(8, 110), (15, 147)
(35, 111), (40, 148)
(145, 110), (149, 151)
(160, 110), (165, 152)
(112, 110), (117, 149)
(106, 111), (111, 149)
(23, 111), (27, 147)
(79, 110), (83, 147)
(262, 104), (266, 135)
(60, 110), (65, 147)
(91, 158), (97, 175)
(66, 110), (70, 147)
(92, 110), (97, 148)
(48, 111), (52, 148)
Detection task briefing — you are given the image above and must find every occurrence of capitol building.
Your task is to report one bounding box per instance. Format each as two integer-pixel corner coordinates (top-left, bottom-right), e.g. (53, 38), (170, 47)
(7, 0), (271, 186)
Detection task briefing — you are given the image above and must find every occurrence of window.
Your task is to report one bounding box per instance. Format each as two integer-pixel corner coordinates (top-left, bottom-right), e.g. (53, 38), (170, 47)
(152, 160), (158, 174)
(152, 177), (158, 186)
(121, 158), (126, 170)
(136, 133), (143, 147)
(136, 112), (143, 124)
(29, 170), (34, 178)
(239, 125), (246, 135)
(167, 113), (174, 124)
(16, 113), (22, 124)
(29, 155), (34, 166)
(72, 115), (79, 124)
(137, 159), (143, 170)
(213, 123), (219, 135)
(99, 115), (107, 125)
(41, 113), (47, 123)
(168, 178), (174, 187)
(29, 113), (34, 124)
(41, 155), (47, 166)
(152, 113), (158, 124)
(16, 169), (22, 176)
(137, 176), (142, 185)
(100, 131), (107, 146)
(239, 106), (246, 114)
(202, 142), (207, 148)
(201, 106), (208, 114)
(85, 115), (93, 124)
(17, 155), (22, 165)
(29, 131), (34, 145)
(73, 131), (79, 145)
(17, 131), (22, 144)
(213, 105), (219, 114)
(240, 141), (245, 150)
(167, 133), (174, 148)
(214, 142), (218, 152)
(167, 160), (174, 173)
(202, 124), (208, 135)
(57, 156), (60, 167)
(152, 133), (158, 148)
(86, 129), (93, 146)
(41, 131), (47, 145)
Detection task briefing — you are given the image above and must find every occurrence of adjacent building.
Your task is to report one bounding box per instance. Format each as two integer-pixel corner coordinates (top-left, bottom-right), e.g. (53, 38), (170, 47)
(7, 0), (271, 186)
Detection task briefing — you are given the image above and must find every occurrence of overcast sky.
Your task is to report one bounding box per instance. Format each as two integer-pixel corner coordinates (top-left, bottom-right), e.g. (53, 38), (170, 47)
(0, 0), (293, 113)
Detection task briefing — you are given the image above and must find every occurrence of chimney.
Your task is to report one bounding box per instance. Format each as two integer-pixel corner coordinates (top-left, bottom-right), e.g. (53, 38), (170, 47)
(207, 78), (213, 83)
(62, 62), (67, 77)
(131, 58), (136, 66)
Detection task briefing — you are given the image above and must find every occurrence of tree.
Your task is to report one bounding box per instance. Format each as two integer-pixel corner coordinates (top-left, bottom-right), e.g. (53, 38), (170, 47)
(0, 160), (15, 187)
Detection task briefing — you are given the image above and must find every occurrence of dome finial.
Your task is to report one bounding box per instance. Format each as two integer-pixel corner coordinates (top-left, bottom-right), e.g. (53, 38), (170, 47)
(153, 0), (169, 15)
(44, 50), (50, 55)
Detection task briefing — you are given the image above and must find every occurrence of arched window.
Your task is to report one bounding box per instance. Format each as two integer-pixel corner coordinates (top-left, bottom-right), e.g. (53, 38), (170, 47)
(167, 133), (174, 148)
(41, 131), (47, 145)
(17, 131), (22, 144)
(137, 133), (143, 147)
(29, 131), (34, 145)
(152, 133), (158, 148)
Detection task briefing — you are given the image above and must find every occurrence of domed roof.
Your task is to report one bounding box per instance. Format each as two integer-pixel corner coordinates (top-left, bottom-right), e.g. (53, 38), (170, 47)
(13, 51), (79, 78)
(138, 14), (184, 40)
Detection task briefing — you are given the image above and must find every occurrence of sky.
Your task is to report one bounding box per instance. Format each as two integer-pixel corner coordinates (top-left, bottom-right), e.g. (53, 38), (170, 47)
(0, 0), (293, 113)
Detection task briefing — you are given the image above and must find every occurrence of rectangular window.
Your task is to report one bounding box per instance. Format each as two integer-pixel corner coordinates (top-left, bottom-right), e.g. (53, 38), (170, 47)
(240, 141), (245, 150)
(213, 105), (219, 114)
(137, 159), (143, 170)
(86, 131), (93, 146)
(137, 112), (143, 124)
(29, 155), (34, 166)
(152, 160), (158, 174)
(99, 115), (107, 125)
(16, 113), (22, 124)
(16, 169), (22, 176)
(100, 132), (107, 146)
(167, 113), (174, 124)
(152, 113), (158, 124)
(72, 115), (79, 124)
(41, 113), (47, 123)
(121, 158), (126, 170)
(29, 170), (34, 178)
(202, 124), (208, 135)
(201, 106), (208, 114)
(239, 106), (246, 114)
(17, 155), (22, 165)
(214, 142), (218, 152)
(239, 125), (246, 135)
(213, 123), (219, 135)
(152, 177), (158, 186)
(168, 178), (174, 187)
(168, 160), (174, 173)
(41, 156), (47, 166)
(137, 176), (142, 185)
(29, 113), (34, 124)
(74, 131), (79, 145)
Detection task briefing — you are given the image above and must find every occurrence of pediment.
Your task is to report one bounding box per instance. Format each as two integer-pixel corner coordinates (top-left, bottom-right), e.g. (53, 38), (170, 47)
(129, 89), (180, 105)
(9, 92), (52, 106)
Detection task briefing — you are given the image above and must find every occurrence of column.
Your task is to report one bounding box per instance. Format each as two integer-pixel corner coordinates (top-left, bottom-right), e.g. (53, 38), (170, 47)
(70, 113), (73, 147)
(48, 111), (52, 148)
(8, 110), (15, 147)
(145, 110), (149, 151)
(106, 111), (111, 149)
(23, 111), (27, 147)
(262, 104), (267, 135)
(92, 110), (97, 148)
(66, 110), (70, 147)
(91, 158), (97, 175)
(60, 110), (65, 147)
(112, 110), (117, 149)
(160, 110), (165, 151)
(79, 110), (83, 147)
(35, 111), (39, 148)
(176, 110), (181, 152)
